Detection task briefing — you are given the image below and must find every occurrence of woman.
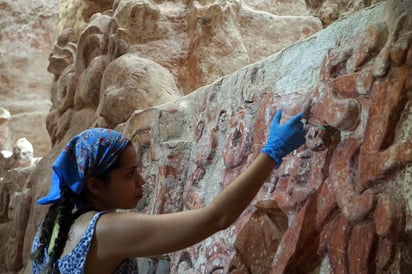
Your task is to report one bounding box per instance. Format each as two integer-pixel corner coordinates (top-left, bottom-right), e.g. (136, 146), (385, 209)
(31, 109), (306, 273)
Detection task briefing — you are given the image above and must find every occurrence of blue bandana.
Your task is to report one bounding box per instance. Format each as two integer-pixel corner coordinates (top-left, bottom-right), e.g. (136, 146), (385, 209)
(37, 128), (130, 205)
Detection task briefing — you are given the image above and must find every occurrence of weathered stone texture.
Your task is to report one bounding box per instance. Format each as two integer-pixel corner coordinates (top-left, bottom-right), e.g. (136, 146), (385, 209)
(0, 108), (11, 151)
(0, 0), (383, 157)
(0, 0), (57, 156)
(305, 0), (385, 26)
(1, 0), (412, 274)
(0, 167), (34, 273)
(135, 1), (410, 272)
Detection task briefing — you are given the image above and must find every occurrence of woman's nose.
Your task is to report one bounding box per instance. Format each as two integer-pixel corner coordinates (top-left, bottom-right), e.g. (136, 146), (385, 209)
(136, 173), (145, 186)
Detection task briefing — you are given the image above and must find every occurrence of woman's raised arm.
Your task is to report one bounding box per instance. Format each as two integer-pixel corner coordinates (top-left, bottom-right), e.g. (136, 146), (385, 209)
(95, 110), (306, 259)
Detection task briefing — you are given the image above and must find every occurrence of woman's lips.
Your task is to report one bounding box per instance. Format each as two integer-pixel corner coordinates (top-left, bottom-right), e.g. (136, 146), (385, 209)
(136, 188), (143, 199)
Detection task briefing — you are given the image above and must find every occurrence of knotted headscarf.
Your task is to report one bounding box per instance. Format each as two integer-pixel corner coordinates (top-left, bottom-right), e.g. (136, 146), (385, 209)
(37, 128), (130, 205)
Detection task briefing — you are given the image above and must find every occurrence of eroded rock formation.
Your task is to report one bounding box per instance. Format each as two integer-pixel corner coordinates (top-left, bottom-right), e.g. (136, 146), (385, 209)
(0, 138), (39, 273)
(1, 0), (411, 273)
(269, 11), (412, 272)
(305, 0), (385, 26)
(123, 1), (411, 272)
(0, 0), (57, 157)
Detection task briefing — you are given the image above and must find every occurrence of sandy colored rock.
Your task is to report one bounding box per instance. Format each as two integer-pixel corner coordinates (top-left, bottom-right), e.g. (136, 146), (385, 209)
(1, 0), (412, 273)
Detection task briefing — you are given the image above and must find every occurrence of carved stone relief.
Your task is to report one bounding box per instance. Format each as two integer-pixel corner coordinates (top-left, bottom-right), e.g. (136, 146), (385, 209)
(121, 3), (410, 273)
(256, 10), (412, 274)
(0, 138), (39, 273)
(2, 1), (410, 274)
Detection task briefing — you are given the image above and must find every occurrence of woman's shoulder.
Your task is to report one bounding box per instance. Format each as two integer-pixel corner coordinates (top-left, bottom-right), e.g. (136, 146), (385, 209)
(92, 211), (147, 248)
(74, 210), (106, 228)
(59, 211), (106, 257)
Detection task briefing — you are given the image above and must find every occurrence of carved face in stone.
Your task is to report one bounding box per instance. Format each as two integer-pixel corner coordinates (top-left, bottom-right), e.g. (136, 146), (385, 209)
(273, 122), (339, 217)
(97, 53), (182, 127)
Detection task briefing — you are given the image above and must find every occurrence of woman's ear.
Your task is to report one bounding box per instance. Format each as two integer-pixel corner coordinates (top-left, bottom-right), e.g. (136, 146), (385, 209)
(85, 177), (105, 196)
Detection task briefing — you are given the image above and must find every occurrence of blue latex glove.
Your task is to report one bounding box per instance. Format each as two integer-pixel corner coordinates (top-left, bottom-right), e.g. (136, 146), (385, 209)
(260, 110), (306, 168)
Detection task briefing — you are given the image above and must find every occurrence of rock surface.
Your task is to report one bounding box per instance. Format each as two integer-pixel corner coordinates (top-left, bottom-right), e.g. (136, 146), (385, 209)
(0, 0), (57, 156)
(1, 0), (411, 274)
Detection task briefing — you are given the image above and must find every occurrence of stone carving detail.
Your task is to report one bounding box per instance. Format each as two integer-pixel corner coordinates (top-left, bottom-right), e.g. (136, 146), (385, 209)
(305, 0), (385, 26)
(46, 8), (182, 144)
(38, 0), (322, 145)
(0, 138), (39, 272)
(5, 1), (411, 274)
(0, 138), (37, 177)
(266, 13), (412, 273)
(0, 169), (33, 272)
(161, 8), (412, 273)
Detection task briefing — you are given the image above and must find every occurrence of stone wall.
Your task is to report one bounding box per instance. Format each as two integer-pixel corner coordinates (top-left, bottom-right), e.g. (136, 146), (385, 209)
(2, 0), (324, 273)
(0, 0), (58, 157)
(305, 0), (384, 26)
(1, 0), (411, 273)
(0, 0), (386, 156)
(115, 2), (412, 272)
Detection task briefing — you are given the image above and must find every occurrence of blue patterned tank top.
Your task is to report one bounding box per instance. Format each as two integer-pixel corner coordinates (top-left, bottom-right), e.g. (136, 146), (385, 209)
(32, 211), (139, 273)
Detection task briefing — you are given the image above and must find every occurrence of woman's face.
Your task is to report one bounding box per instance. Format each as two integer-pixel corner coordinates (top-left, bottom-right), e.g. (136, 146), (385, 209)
(98, 144), (146, 210)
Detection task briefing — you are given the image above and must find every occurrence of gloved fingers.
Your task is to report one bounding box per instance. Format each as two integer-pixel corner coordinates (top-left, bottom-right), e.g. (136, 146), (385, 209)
(298, 129), (307, 140)
(274, 109), (282, 124)
(300, 128), (307, 139)
(288, 131), (307, 150)
(298, 135), (307, 146)
(286, 113), (305, 131)
(290, 126), (307, 140)
(296, 127), (307, 136)
(287, 112), (304, 125)
(296, 120), (304, 130)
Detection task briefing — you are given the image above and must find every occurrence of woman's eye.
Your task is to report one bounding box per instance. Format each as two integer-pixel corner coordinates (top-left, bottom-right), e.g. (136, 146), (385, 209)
(127, 169), (136, 177)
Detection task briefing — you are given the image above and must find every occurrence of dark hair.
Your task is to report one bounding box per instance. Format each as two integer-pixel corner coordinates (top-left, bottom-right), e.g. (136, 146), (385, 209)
(30, 146), (128, 273)
(30, 183), (77, 274)
(96, 149), (125, 182)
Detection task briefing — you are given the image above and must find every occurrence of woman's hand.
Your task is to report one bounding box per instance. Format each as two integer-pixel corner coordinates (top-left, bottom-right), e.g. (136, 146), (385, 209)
(260, 110), (306, 167)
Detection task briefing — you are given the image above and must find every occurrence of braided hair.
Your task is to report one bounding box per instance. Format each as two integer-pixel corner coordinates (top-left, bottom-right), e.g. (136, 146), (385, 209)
(30, 184), (77, 274)
(30, 155), (123, 273)
(31, 129), (131, 273)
